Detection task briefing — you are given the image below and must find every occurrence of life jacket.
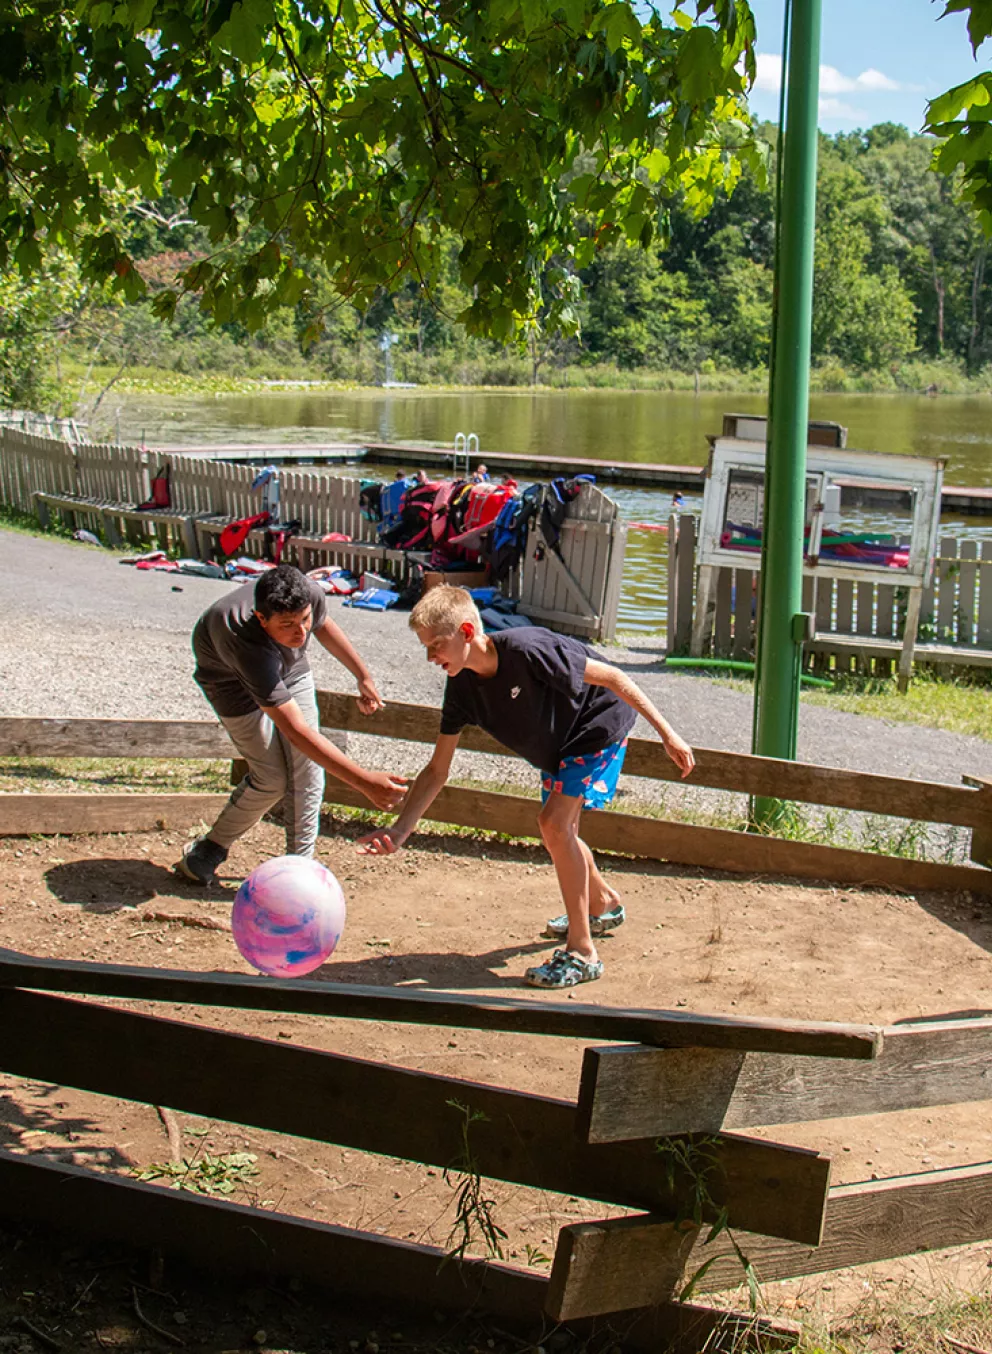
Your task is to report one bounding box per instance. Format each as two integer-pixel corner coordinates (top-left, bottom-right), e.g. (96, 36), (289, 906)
(381, 480), (441, 550)
(219, 511), (270, 557)
(540, 475), (596, 555)
(486, 482), (544, 583)
(428, 479), (473, 565)
(376, 477), (417, 538)
(137, 464), (171, 511)
(447, 481), (519, 555)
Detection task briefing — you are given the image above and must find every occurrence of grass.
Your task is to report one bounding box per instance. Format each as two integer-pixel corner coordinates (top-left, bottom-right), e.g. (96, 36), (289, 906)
(0, 755), (232, 795)
(793, 1286), (992, 1354)
(802, 670), (992, 742)
(706, 668), (992, 743)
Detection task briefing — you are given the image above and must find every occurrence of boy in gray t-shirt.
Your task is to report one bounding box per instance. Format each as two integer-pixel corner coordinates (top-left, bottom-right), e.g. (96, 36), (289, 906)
(179, 564), (406, 884)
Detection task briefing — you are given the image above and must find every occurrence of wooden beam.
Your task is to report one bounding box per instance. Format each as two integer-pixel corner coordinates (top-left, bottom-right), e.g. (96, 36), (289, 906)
(0, 717), (234, 759)
(546, 1163), (992, 1319)
(0, 1148), (545, 1321)
(3, 705), (987, 829)
(0, 792), (228, 835)
(0, 989), (831, 1243)
(0, 949), (882, 1058)
(322, 781), (992, 896)
(577, 1017), (992, 1142)
(315, 693), (992, 829)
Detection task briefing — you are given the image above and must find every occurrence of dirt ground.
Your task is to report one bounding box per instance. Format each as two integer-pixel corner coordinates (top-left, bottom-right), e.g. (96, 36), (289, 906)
(2, 813), (992, 1351)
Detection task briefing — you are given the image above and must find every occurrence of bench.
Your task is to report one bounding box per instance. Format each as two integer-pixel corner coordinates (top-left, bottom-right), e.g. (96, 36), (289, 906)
(34, 491), (198, 555)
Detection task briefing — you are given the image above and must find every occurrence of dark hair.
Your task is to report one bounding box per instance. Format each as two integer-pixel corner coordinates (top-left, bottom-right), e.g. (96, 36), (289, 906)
(254, 565), (313, 618)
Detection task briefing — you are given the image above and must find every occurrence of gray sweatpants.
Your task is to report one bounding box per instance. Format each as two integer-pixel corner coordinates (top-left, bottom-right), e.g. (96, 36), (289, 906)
(208, 671), (324, 857)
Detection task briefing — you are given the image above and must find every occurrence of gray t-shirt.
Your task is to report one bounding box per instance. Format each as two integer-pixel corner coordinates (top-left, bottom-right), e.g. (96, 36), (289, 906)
(192, 578), (327, 717)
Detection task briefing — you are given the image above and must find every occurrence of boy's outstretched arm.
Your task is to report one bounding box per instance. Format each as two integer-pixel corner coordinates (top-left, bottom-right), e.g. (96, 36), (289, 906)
(357, 732), (461, 854)
(583, 659), (695, 778)
(263, 699), (407, 810)
(313, 615), (384, 714)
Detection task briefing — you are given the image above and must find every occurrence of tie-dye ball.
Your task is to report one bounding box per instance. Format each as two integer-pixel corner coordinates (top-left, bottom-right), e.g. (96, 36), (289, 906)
(231, 856), (346, 977)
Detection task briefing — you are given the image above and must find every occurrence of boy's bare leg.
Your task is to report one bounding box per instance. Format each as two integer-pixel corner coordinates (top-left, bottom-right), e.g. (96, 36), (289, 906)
(537, 792), (598, 962)
(579, 838), (622, 917)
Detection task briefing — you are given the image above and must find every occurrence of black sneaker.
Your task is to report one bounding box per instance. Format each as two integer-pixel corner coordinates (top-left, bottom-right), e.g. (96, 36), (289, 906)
(175, 837), (229, 886)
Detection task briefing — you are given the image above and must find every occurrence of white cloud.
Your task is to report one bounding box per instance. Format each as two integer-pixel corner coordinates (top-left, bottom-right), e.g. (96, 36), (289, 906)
(818, 97), (866, 121)
(856, 67), (901, 91)
(755, 53), (904, 96)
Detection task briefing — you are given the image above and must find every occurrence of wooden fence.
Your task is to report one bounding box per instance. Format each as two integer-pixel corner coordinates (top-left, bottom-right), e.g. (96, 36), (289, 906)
(2, 709), (992, 1335)
(1, 692), (991, 891)
(0, 427), (627, 641)
(669, 514), (992, 672)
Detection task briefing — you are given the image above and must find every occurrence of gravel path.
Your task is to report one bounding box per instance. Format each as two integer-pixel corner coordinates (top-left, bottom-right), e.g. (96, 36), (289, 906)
(1, 529), (988, 810)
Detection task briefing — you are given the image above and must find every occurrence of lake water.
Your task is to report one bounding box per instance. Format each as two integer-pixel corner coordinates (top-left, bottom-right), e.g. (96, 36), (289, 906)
(120, 388), (992, 633)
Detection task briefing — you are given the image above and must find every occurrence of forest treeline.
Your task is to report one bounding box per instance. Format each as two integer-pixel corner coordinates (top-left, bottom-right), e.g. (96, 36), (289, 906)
(2, 121), (990, 414)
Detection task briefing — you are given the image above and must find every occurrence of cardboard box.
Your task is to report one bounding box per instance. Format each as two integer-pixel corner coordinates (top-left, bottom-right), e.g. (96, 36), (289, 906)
(359, 570), (395, 592)
(423, 569), (489, 593)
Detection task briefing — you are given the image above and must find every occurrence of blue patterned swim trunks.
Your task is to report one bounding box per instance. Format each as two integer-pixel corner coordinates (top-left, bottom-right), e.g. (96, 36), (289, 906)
(540, 738), (629, 811)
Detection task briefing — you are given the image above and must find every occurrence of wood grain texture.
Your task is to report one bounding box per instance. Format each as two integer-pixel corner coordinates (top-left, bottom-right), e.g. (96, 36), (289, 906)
(0, 717), (233, 759)
(322, 780), (992, 896)
(0, 1148), (544, 1320)
(546, 1163), (992, 1319)
(0, 792), (227, 835)
(0, 948), (881, 1058)
(0, 989), (830, 1242)
(577, 1018), (992, 1141)
(315, 693), (992, 829)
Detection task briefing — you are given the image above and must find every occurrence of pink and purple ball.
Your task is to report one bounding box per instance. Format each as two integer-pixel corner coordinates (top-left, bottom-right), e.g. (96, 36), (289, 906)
(231, 856), (346, 978)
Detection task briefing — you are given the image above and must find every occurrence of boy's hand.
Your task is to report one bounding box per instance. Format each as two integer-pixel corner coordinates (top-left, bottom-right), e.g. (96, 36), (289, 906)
(360, 771), (408, 811)
(664, 733), (695, 778)
(357, 676), (385, 715)
(356, 825), (406, 855)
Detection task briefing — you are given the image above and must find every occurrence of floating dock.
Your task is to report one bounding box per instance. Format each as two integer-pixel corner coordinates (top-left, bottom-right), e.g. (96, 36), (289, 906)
(149, 439), (992, 515)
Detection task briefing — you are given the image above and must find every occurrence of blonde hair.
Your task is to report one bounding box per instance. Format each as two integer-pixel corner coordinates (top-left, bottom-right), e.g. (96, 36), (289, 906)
(410, 585), (482, 635)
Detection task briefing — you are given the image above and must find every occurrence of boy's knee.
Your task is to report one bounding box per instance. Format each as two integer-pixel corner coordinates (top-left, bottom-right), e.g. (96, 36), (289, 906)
(538, 801), (578, 847)
(246, 763), (289, 800)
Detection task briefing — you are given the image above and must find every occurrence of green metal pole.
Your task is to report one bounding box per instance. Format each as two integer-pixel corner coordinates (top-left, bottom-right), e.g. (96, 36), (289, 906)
(751, 0), (822, 825)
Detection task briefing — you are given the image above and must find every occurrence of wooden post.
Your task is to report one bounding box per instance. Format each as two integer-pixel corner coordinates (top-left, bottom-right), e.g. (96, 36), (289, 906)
(897, 585), (923, 693)
(963, 774), (992, 867)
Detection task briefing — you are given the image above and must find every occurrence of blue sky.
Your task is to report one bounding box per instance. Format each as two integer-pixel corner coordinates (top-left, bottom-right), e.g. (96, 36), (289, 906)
(744, 0), (988, 133)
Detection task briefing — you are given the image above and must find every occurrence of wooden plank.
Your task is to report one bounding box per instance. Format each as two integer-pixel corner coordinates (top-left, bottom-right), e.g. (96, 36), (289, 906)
(856, 580), (874, 637)
(0, 1148), (545, 1321)
(732, 569), (754, 659)
(979, 543), (992, 648)
(811, 635), (992, 668)
(713, 568), (732, 656)
(0, 717), (234, 759)
(0, 948), (882, 1058)
(958, 539), (978, 645)
(835, 577), (853, 634)
(0, 989), (830, 1241)
(0, 792), (227, 835)
(327, 778), (992, 895)
(936, 536), (958, 643)
(577, 1017), (992, 1142)
(315, 693), (992, 828)
(547, 1163), (992, 1319)
(673, 514), (696, 655)
(876, 583), (895, 638)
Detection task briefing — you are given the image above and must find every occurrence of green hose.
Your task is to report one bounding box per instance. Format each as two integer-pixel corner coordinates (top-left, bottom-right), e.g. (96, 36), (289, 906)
(663, 656), (834, 689)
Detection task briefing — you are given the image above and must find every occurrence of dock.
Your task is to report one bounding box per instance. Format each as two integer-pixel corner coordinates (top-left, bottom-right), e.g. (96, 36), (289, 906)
(148, 440), (992, 515)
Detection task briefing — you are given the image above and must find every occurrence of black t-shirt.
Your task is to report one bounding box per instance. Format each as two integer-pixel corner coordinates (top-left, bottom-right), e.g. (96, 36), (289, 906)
(192, 578), (327, 717)
(439, 628), (636, 774)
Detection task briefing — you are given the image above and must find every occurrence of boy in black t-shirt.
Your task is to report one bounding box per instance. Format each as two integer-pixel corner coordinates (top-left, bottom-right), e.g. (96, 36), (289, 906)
(358, 586), (694, 989)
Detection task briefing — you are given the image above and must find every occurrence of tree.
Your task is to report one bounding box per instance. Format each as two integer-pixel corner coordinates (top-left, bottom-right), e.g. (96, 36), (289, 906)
(924, 1), (992, 236)
(0, 0), (760, 342)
